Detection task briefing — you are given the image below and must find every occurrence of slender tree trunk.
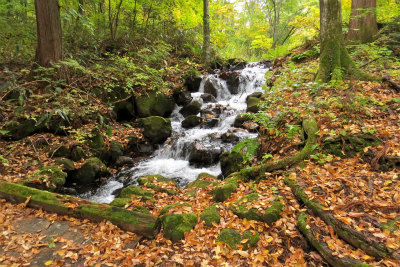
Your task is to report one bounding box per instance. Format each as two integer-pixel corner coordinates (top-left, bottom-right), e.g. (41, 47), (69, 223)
(78, 0), (84, 15)
(347, 0), (378, 43)
(203, 0), (211, 64)
(34, 0), (63, 67)
(317, 0), (366, 82)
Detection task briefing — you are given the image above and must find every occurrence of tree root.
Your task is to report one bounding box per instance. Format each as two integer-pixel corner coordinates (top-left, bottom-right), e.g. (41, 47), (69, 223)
(382, 75), (400, 92)
(298, 212), (372, 267)
(285, 178), (400, 260)
(241, 118), (318, 180)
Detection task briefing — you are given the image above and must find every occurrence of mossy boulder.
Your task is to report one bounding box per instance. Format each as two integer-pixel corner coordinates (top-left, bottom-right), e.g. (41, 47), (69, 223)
(186, 173), (218, 189)
(49, 145), (70, 158)
(118, 185), (155, 203)
(160, 202), (191, 215)
(70, 146), (87, 161)
(161, 213), (198, 242)
(103, 140), (124, 164)
(24, 166), (67, 191)
(220, 151), (245, 178)
(180, 101), (202, 117)
(182, 115), (202, 129)
(137, 175), (177, 195)
(200, 204), (221, 227)
(212, 175), (240, 202)
(291, 47), (320, 63)
(138, 116), (172, 144)
(246, 97), (261, 113)
(88, 127), (105, 151)
(229, 194), (285, 225)
(233, 114), (251, 128)
(110, 197), (130, 207)
(135, 91), (175, 118)
(184, 76), (202, 92)
(2, 119), (36, 140)
(204, 80), (218, 98)
(55, 158), (75, 171)
(173, 90), (193, 106)
(71, 157), (109, 185)
(217, 229), (260, 250)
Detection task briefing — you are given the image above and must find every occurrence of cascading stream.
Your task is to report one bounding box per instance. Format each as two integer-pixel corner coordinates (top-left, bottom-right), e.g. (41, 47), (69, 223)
(82, 62), (270, 203)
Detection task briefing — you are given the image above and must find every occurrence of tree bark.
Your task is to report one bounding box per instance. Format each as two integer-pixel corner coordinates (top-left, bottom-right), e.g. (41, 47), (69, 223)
(203, 0), (211, 64)
(347, 0), (378, 43)
(317, 0), (368, 82)
(34, 0), (63, 67)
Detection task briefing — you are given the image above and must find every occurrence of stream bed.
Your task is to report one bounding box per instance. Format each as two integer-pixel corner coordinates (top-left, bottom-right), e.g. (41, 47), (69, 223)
(82, 62), (270, 203)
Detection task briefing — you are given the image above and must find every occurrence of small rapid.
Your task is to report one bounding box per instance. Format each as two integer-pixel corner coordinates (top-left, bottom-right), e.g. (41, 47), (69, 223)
(82, 62), (270, 203)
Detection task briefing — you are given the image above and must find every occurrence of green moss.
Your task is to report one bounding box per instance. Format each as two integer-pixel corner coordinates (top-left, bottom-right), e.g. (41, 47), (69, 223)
(89, 127), (105, 150)
(232, 138), (259, 157)
(246, 97), (261, 113)
(186, 173), (218, 189)
(110, 198), (130, 207)
(212, 174), (240, 202)
(138, 116), (172, 144)
(161, 213), (197, 242)
(137, 175), (177, 195)
(55, 158), (75, 171)
(132, 206), (150, 214)
(323, 134), (381, 158)
(200, 204), (221, 227)
(380, 217), (400, 233)
(24, 166), (67, 191)
(220, 151), (245, 177)
(262, 199), (285, 225)
(217, 229), (259, 250)
(160, 202), (191, 216)
(136, 91), (175, 118)
(120, 185), (154, 198)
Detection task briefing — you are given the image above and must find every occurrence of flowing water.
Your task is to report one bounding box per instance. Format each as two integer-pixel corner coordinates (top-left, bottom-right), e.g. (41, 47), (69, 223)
(82, 62), (270, 203)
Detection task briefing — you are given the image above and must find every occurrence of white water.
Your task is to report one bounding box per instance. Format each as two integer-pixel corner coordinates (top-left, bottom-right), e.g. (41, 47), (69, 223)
(83, 62), (270, 203)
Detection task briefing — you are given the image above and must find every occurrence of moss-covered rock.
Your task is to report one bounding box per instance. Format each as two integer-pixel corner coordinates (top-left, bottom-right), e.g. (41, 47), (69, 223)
(2, 119), (36, 140)
(229, 193), (284, 225)
(160, 202), (191, 216)
(55, 158), (75, 171)
(186, 173), (218, 189)
(212, 175), (240, 202)
(118, 185), (155, 203)
(233, 114), (251, 128)
(161, 213), (197, 242)
(323, 134), (381, 158)
(220, 151), (244, 178)
(217, 229), (260, 250)
(200, 204), (221, 227)
(135, 91), (175, 118)
(137, 175), (177, 195)
(70, 146), (87, 161)
(88, 127), (105, 150)
(110, 197), (130, 207)
(113, 96), (136, 121)
(233, 138), (259, 157)
(104, 140), (124, 164)
(71, 157), (109, 185)
(49, 145), (70, 158)
(138, 116), (172, 144)
(24, 166), (67, 191)
(204, 80), (218, 98)
(182, 115), (202, 129)
(246, 97), (261, 113)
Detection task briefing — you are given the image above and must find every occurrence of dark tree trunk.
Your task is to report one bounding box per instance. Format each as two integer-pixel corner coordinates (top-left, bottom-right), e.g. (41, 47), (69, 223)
(78, 0), (84, 15)
(317, 0), (367, 82)
(347, 0), (378, 43)
(203, 0), (211, 63)
(34, 0), (63, 67)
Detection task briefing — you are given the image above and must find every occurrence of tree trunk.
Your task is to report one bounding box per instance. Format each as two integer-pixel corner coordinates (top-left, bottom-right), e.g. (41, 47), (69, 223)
(317, 0), (367, 82)
(34, 0), (63, 67)
(78, 0), (84, 15)
(347, 0), (378, 43)
(203, 0), (211, 64)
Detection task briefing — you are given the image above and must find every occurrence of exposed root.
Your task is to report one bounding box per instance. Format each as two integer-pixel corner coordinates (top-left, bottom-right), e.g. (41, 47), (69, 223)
(241, 118), (318, 180)
(297, 212), (372, 267)
(382, 75), (400, 92)
(285, 178), (400, 260)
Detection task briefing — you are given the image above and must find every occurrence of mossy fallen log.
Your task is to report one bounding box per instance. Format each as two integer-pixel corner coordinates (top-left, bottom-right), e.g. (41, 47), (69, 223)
(241, 118), (318, 180)
(297, 212), (372, 267)
(286, 178), (400, 260)
(0, 181), (160, 238)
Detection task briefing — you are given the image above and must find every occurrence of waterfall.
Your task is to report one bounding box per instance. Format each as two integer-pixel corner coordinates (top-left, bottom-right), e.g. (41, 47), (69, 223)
(82, 62), (270, 203)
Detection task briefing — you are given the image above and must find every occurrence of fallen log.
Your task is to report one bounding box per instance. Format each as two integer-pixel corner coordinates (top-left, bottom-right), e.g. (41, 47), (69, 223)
(241, 117), (318, 180)
(0, 181), (161, 238)
(382, 75), (400, 91)
(285, 178), (400, 260)
(297, 212), (372, 267)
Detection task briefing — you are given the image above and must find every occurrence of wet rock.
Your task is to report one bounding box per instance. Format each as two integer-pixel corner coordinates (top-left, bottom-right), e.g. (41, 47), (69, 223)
(243, 121), (260, 132)
(246, 97), (261, 113)
(71, 157), (109, 185)
(173, 90), (193, 106)
(138, 116), (172, 144)
(260, 60), (274, 68)
(233, 114), (251, 128)
(113, 96), (136, 121)
(184, 76), (202, 92)
(220, 72), (240, 94)
(201, 93), (217, 103)
(204, 80), (218, 98)
(135, 91), (175, 118)
(228, 58), (248, 71)
(246, 92), (263, 101)
(180, 101), (201, 117)
(115, 156), (135, 168)
(202, 118), (219, 128)
(104, 140), (124, 164)
(220, 151), (244, 177)
(189, 143), (223, 167)
(126, 135), (154, 156)
(221, 132), (239, 143)
(182, 115), (202, 129)
(55, 158), (75, 171)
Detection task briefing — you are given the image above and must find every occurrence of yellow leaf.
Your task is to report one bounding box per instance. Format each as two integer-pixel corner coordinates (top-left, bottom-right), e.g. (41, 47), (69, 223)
(45, 261), (53, 266)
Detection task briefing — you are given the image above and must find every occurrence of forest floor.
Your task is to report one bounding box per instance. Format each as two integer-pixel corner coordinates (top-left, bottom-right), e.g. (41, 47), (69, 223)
(1, 52), (400, 266)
